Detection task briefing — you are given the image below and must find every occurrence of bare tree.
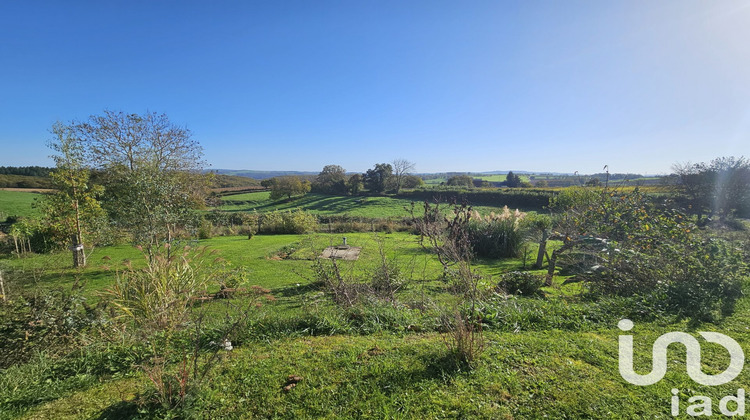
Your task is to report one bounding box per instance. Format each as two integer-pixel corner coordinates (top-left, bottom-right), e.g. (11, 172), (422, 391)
(391, 159), (416, 194)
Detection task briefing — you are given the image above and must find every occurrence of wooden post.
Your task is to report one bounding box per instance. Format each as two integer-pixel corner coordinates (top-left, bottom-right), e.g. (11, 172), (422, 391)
(0, 270), (6, 302)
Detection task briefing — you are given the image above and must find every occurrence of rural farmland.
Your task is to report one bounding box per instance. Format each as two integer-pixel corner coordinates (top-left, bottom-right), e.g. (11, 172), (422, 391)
(3, 2), (750, 419)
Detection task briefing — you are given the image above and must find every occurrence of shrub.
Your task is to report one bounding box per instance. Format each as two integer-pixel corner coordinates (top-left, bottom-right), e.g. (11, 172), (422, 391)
(551, 187), (748, 321)
(102, 245), (223, 332)
(0, 284), (103, 369)
(497, 271), (546, 297)
(258, 210), (318, 234)
(662, 239), (746, 320)
(467, 207), (526, 258)
(197, 219), (213, 239)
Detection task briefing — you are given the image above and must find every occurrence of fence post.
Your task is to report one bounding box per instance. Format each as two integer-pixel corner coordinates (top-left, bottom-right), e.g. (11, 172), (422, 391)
(0, 270), (6, 302)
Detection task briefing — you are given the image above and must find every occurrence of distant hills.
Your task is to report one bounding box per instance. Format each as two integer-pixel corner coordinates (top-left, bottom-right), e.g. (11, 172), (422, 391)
(211, 169), (318, 179)
(213, 169), (587, 180)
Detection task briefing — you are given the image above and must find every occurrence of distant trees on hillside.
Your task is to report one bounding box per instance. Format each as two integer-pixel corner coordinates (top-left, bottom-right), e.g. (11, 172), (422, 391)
(314, 165), (348, 194)
(269, 176), (311, 200)
(446, 175), (473, 187)
(505, 171), (522, 188)
(0, 166), (52, 177)
(364, 163), (393, 193)
(301, 160), (421, 196)
(347, 174), (363, 195)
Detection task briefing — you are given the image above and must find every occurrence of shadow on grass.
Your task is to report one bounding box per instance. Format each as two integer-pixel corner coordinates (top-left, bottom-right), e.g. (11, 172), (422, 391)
(272, 281), (323, 299)
(93, 400), (141, 419)
(371, 351), (470, 396)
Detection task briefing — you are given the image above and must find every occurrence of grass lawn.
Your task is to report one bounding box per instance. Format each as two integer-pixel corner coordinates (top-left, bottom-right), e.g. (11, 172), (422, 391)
(0, 190), (44, 219)
(3, 232), (749, 419)
(1, 232), (545, 300)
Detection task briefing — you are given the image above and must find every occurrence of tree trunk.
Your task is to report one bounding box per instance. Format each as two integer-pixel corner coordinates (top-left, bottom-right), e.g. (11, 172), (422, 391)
(547, 240), (574, 285)
(71, 235), (85, 268)
(533, 230), (548, 269)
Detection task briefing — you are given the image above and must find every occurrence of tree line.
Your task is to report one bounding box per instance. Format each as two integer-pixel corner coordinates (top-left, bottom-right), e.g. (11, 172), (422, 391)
(261, 159), (423, 199)
(0, 166), (52, 177)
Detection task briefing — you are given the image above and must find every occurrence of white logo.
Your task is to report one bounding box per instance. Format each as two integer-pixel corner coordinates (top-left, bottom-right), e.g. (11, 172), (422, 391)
(618, 319), (744, 386)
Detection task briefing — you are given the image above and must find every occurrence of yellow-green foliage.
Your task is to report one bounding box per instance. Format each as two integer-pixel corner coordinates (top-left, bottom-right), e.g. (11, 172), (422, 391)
(259, 209), (318, 234)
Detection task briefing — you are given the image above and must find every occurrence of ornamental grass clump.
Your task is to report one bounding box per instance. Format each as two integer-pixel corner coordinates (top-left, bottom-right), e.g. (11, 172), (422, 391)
(103, 245), (222, 332)
(467, 206), (526, 258)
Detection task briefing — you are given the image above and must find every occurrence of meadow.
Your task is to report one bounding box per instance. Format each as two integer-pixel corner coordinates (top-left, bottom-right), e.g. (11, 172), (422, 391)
(2, 181), (750, 419)
(216, 190), (532, 219)
(2, 228), (750, 419)
(0, 190), (44, 220)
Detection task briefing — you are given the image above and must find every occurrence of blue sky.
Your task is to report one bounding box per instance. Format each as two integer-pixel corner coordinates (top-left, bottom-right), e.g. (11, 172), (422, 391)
(1, 1), (749, 174)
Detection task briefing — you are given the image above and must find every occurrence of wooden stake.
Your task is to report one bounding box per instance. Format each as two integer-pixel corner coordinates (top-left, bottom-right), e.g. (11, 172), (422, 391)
(0, 271), (6, 302)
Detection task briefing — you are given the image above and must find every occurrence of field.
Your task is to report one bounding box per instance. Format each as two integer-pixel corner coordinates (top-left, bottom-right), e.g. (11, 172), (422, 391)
(216, 191), (530, 218)
(0, 190), (44, 220)
(2, 181), (750, 419)
(2, 231), (750, 419)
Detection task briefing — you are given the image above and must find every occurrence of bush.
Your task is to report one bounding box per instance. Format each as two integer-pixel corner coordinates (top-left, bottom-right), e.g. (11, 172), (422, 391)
(467, 207), (526, 258)
(258, 210), (318, 234)
(552, 187), (748, 321)
(101, 245), (223, 332)
(0, 285), (103, 369)
(497, 271), (546, 297)
(663, 239), (746, 320)
(197, 219), (213, 239)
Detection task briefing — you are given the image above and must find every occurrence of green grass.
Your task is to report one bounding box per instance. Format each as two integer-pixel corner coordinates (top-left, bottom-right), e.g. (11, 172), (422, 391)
(218, 192), (420, 218)
(422, 174), (532, 185)
(14, 311), (750, 419)
(217, 191), (533, 219)
(0, 190), (44, 219)
(4, 232), (750, 419)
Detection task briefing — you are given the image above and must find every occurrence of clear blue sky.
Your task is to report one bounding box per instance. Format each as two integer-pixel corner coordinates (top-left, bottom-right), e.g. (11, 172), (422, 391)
(1, 0), (749, 174)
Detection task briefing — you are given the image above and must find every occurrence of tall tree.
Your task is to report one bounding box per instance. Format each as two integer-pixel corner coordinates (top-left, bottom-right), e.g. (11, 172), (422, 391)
(73, 111), (210, 251)
(347, 173), (363, 195)
(391, 159), (415, 194)
(364, 163), (393, 193)
(506, 171), (522, 188)
(269, 176), (311, 200)
(315, 164), (347, 194)
(42, 122), (106, 267)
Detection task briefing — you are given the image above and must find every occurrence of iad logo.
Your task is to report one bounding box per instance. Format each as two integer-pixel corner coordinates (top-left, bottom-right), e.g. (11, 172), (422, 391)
(618, 319), (746, 417)
(618, 319), (744, 386)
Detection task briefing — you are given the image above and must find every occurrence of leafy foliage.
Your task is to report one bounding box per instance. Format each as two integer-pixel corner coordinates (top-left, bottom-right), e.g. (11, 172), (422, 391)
(446, 174), (473, 187)
(70, 110), (211, 250)
(673, 156), (750, 218)
(497, 271), (546, 297)
(313, 165), (348, 195)
(259, 209), (318, 234)
(550, 186), (748, 321)
(0, 284), (103, 369)
(364, 163), (393, 193)
(269, 176), (311, 200)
